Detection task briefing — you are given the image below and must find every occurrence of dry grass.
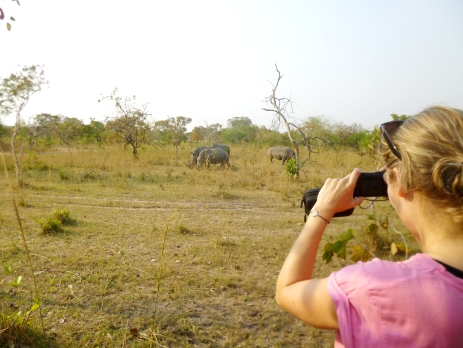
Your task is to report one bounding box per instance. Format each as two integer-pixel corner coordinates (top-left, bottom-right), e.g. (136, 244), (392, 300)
(0, 143), (417, 347)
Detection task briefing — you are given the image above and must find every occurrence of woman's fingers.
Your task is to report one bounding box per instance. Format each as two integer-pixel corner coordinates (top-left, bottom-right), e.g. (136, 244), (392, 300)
(315, 169), (364, 215)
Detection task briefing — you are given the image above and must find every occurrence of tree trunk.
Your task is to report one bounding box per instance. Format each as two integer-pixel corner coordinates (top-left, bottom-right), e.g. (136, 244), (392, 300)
(131, 144), (139, 160)
(11, 118), (24, 187)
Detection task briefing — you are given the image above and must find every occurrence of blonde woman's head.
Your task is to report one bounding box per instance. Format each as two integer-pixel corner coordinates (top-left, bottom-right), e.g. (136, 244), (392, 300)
(379, 106), (463, 223)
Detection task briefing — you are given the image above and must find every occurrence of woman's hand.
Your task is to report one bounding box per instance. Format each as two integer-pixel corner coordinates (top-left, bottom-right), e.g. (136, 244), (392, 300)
(312, 168), (366, 219)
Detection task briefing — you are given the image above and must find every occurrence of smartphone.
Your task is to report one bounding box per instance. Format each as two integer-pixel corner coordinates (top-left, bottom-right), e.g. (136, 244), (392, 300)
(354, 172), (388, 197)
(301, 171), (388, 221)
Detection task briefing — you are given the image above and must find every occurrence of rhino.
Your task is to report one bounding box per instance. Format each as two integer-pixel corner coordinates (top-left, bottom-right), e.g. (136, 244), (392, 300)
(268, 146), (296, 165)
(196, 147), (230, 168)
(190, 146), (209, 167)
(190, 144), (231, 167)
(212, 143), (230, 156)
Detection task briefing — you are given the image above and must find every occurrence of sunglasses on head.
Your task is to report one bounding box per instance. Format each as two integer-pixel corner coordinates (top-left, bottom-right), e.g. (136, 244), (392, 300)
(380, 120), (404, 160)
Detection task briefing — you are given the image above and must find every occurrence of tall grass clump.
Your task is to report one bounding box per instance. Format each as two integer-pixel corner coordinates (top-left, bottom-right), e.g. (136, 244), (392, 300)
(1, 154), (46, 347)
(153, 217), (171, 319)
(0, 267), (48, 347)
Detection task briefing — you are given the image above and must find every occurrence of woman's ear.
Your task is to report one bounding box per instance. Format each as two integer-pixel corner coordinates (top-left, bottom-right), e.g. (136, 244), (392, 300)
(392, 167), (408, 198)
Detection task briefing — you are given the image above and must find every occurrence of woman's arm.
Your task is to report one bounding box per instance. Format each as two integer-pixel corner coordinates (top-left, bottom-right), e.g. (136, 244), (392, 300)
(275, 168), (365, 329)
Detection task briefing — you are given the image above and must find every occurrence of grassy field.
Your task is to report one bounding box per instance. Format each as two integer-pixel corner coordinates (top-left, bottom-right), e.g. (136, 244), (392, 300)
(0, 143), (416, 347)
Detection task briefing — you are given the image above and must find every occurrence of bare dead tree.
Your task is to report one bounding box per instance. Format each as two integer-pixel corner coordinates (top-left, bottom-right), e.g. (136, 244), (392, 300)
(262, 64), (331, 177)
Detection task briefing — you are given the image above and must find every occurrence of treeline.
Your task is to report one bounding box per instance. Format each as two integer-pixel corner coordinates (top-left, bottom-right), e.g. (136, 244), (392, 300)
(0, 65), (410, 157)
(0, 113), (382, 151)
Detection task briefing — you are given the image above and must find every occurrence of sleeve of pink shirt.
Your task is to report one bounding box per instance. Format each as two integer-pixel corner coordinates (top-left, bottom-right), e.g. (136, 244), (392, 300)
(327, 273), (352, 348)
(328, 258), (414, 347)
(327, 260), (381, 347)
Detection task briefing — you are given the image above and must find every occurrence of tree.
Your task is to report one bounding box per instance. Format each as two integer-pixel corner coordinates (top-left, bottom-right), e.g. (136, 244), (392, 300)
(203, 123), (223, 143)
(100, 89), (152, 160)
(191, 126), (207, 144)
(57, 117), (84, 145)
(81, 119), (105, 144)
(301, 116), (372, 151)
(333, 122), (369, 149)
(221, 117), (258, 143)
(0, 65), (48, 186)
(190, 123), (223, 145)
(254, 126), (290, 146)
(154, 116), (191, 146)
(262, 64), (328, 178)
(27, 113), (61, 149)
(153, 116), (192, 159)
(227, 117), (253, 129)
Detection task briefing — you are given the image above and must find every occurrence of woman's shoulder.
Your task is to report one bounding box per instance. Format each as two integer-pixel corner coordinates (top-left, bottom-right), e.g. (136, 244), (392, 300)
(330, 253), (437, 288)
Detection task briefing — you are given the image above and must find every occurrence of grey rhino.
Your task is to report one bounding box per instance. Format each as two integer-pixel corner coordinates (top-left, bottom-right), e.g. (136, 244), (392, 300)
(190, 144), (231, 167)
(212, 143), (231, 156)
(268, 146), (295, 165)
(196, 147), (230, 168)
(190, 146), (209, 167)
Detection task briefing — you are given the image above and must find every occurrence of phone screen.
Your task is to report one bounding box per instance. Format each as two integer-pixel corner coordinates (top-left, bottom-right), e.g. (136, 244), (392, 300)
(355, 172), (388, 197)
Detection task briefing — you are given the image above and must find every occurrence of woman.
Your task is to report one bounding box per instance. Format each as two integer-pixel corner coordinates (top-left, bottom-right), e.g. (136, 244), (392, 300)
(275, 106), (463, 347)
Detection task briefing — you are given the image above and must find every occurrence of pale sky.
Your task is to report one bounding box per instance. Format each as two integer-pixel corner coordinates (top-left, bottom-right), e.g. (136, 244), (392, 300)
(1, 0), (463, 131)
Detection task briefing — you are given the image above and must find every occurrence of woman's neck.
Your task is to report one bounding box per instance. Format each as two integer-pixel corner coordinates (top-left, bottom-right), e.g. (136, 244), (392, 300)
(418, 220), (463, 270)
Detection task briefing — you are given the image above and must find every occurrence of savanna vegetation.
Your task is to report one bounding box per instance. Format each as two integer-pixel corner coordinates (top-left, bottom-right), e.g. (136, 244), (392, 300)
(0, 138), (418, 347)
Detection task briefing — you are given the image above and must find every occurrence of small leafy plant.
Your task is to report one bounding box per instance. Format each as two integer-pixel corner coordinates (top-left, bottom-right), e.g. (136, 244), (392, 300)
(36, 209), (71, 234)
(284, 157), (299, 177)
(2, 265), (21, 287)
(323, 229), (372, 263)
(36, 216), (62, 234)
(1, 266), (42, 347)
(52, 208), (71, 224)
(323, 212), (411, 264)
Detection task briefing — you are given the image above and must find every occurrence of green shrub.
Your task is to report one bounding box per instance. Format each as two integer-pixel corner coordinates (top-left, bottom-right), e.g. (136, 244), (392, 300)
(52, 209), (71, 224)
(284, 158), (299, 177)
(36, 209), (71, 234)
(36, 216), (62, 234)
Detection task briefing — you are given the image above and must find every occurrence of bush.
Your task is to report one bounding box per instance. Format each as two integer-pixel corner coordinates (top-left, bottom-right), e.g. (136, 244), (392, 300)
(284, 158), (299, 177)
(36, 209), (71, 234)
(36, 216), (62, 234)
(52, 209), (71, 224)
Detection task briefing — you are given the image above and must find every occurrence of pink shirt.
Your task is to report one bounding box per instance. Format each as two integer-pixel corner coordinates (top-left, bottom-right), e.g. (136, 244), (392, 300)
(328, 253), (463, 348)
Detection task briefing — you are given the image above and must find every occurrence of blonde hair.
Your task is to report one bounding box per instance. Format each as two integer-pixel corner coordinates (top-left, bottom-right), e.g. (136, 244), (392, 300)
(379, 106), (463, 223)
